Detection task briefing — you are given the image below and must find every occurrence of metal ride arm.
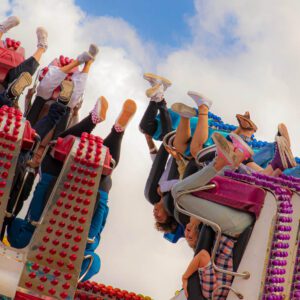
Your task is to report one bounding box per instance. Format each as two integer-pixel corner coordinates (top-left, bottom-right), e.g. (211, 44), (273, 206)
(175, 184), (250, 280)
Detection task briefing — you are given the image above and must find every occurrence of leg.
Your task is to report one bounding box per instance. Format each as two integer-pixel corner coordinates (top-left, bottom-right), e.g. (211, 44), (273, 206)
(4, 57), (39, 88)
(173, 187), (253, 238)
(52, 107), (71, 138)
(7, 173), (56, 248)
(103, 127), (124, 167)
(59, 114), (96, 138)
(190, 104), (209, 158)
(26, 96), (47, 126)
(103, 99), (137, 166)
(33, 102), (67, 140)
(145, 134), (158, 158)
(58, 96), (108, 138)
(87, 191), (109, 240)
(139, 101), (159, 137)
(157, 99), (172, 139)
(173, 116), (191, 155)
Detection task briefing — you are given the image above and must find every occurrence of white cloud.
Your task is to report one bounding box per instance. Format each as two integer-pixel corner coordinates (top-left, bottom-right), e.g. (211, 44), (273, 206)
(1, 0), (191, 299)
(159, 0), (300, 155)
(1, 0), (300, 299)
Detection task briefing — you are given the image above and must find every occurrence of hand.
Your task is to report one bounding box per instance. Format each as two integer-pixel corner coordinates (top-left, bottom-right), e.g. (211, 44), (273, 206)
(157, 186), (163, 197)
(182, 278), (188, 298)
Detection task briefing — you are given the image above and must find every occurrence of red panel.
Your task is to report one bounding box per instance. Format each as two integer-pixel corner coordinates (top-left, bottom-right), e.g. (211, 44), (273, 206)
(51, 135), (76, 162)
(102, 150), (113, 176)
(21, 120), (37, 150)
(0, 40), (25, 83)
(15, 291), (43, 300)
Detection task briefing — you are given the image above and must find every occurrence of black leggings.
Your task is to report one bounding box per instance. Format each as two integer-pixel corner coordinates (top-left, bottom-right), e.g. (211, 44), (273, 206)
(3, 56), (39, 88)
(139, 100), (171, 140)
(43, 114), (124, 175)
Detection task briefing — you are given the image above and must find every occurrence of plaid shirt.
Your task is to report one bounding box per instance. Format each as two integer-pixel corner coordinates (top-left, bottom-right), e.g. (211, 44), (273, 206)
(199, 235), (235, 299)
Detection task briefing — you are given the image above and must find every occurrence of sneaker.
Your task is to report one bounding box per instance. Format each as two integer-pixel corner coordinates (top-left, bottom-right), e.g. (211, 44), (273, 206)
(279, 136), (297, 169)
(143, 73), (172, 91)
(146, 82), (164, 100)
(270, 136), (297, 171)
(212, 132), (244, 169)
(229, 132), (254, 160)
(36, 27), (48, 50)
(8, 72), (32, 98)
(171, 103), (197, 119)
(187, 91), (212, 109)
(77, 51), (93, 64)
(0, 16), (20, 33)
(89, 44), (99, 59)
(115, 99), (137, 130)
(57, 80), (74, 105)
(90, 96), (109, 124)
(277, 123), (291, 148)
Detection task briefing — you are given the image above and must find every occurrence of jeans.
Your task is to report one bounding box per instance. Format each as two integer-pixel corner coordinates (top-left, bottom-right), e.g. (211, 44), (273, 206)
(33, 102), (67, 140)
(0, 92), (11, 107)
(172, 163), (253, 237)
(7, 173), (56, 248)
(3, 56), (39, 88)
(26, 96), (46, 126)
(253, 143), (275, 168)
(139, 100), (172, 140)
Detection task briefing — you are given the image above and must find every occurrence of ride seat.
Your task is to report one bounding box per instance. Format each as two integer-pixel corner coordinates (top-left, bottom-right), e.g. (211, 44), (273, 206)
(184, 178), (265, 300)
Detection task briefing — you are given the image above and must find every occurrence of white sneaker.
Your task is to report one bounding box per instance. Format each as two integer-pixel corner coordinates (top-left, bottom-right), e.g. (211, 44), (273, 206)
(171, 103), (197, 119)
(0, 16), (20, 33)
(145, 83), (164, 101)
(77, 51), (93, 64)
(187, 91), (212, 109)
(89, 44), (99, 59)
(36, 27), (48, 51)
(143, 73), (172, 91)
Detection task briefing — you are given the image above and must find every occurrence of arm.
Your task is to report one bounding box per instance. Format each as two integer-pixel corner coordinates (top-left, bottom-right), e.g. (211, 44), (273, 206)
(182, 250), (211, 298)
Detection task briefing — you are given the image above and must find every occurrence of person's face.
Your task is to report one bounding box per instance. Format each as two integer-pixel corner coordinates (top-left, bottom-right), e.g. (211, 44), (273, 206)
(185, 217), (200, 249)
(153, 199), (168, 223)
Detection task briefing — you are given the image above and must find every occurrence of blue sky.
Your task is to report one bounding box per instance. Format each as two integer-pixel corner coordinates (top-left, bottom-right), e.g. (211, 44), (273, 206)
(75, 0), (195, 48)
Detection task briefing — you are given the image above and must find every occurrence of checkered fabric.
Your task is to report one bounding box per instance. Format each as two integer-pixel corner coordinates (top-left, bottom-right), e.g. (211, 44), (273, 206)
(198, 235), (235, 299)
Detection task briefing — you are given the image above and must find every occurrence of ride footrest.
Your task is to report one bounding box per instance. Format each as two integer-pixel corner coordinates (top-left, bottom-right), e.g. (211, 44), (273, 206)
(0, 106), (25, 233)
(17, 133), (109, 300)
